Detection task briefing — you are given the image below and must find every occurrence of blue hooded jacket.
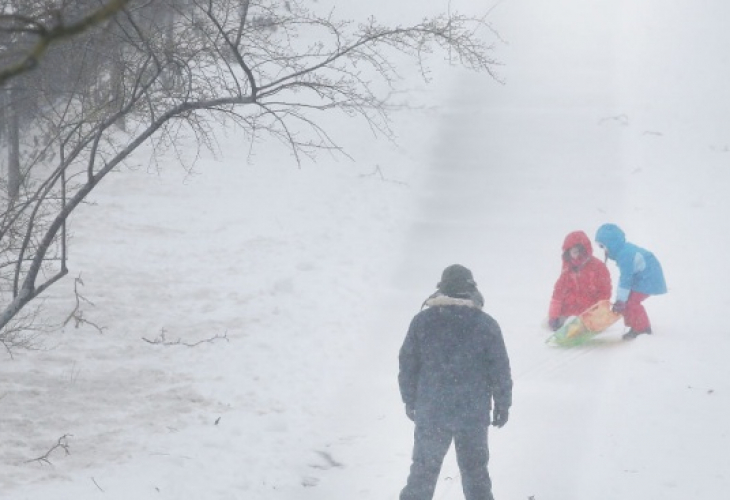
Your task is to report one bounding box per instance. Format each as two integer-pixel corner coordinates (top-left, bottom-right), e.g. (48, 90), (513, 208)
(595, 224), (667, 302)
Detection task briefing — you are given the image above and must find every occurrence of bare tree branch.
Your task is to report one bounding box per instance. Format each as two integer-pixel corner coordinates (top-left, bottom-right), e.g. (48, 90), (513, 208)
(25, 434), (72, 465)
(0, 0), (132, 86)
(142, 329), (229, 347)
(62, 274), (105, 334)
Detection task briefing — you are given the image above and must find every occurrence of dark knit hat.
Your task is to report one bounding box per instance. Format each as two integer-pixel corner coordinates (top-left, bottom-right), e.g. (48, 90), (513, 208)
(437, 264), (477, 295)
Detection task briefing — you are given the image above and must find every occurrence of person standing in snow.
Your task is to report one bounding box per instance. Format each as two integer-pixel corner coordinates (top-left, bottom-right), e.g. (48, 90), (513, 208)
(595, 223), (667, 340)
(398, 264), (512, 500)
(548, 230), (612, 331)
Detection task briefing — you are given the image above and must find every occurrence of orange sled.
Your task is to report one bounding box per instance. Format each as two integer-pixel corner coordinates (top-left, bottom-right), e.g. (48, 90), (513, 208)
(547, 300), (622, 347)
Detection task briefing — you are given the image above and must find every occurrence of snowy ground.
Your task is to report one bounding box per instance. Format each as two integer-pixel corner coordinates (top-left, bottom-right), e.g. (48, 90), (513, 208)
(3, 1), (730, 499)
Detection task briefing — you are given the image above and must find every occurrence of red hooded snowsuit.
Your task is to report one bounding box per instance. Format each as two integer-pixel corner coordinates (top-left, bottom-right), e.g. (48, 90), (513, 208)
(549, 231), (612, 322)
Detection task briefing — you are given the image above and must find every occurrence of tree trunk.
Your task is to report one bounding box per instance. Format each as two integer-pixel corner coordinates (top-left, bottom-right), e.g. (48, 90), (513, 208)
(6, 88), (21, 204)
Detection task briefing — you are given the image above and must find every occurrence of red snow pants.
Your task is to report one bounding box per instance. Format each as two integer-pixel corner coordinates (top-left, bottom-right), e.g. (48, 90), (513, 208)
(624, 292), (651, 332)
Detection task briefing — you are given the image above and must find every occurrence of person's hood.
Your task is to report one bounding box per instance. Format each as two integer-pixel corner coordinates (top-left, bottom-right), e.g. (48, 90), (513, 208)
(595, 223), (626, 258)
(562, 230), (594, 257)
(423, 293), (483, 310)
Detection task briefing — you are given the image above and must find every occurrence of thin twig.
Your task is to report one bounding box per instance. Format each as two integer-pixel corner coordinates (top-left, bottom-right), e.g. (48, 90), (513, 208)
(359, 165), (408, 185)
(91, 477), (105, 492)
(63, 274), (105, 334)
(25, 434), (72, 465)
(142, 329), (229, 347)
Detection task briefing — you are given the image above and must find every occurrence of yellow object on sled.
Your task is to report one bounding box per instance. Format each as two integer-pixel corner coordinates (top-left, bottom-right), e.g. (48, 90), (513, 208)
(548, 300), (622, 346)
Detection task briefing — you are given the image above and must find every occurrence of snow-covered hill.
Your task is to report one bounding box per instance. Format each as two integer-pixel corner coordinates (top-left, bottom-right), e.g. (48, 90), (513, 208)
(3, 1), (730, 499)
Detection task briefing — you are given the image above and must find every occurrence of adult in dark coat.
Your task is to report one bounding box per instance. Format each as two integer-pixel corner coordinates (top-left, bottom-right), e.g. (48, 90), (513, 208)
(398, 264), (513, 500)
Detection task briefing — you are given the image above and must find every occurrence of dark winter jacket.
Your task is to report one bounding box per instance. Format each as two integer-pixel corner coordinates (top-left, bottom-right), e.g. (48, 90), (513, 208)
(398, 295), (512, 427)
(595, 224), (667, 302)
(549, 230), (612, 320)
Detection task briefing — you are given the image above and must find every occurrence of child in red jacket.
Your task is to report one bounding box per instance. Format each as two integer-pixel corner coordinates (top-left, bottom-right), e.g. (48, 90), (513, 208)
(548, 230), (612, 331)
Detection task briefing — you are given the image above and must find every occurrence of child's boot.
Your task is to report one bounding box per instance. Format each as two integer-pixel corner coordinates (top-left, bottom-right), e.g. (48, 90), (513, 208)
(622, 327), (652, 341)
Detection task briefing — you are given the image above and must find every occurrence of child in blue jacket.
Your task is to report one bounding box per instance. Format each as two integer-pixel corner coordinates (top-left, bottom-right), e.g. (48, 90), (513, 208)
(595, 223), (667, 340)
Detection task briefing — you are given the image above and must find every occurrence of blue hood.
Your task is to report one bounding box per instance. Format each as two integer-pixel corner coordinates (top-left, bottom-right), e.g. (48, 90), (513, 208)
(595, 223), (626, 259)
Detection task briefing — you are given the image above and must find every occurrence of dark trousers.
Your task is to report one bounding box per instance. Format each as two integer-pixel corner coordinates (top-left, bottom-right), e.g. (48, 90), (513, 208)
(400, 423), (494, 500)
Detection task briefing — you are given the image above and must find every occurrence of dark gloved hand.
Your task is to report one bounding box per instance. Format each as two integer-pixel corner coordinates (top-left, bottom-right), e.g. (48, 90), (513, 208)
(548, 317), (563, 331)
(492, 406), (509, 428)
(405, 404), (416, 421)
(612, 301), (626, 314)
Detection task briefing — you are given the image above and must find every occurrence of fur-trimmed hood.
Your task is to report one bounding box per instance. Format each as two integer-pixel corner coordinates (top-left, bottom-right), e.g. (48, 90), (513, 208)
(423, 291), (483, 310)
